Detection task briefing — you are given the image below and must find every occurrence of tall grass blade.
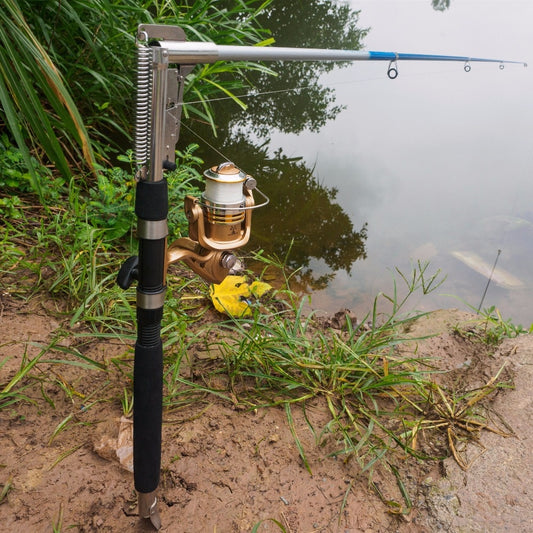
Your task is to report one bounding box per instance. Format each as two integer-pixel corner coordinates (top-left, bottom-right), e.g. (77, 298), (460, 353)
(285, 402), (312, 475)
(0, 1), (96, 184)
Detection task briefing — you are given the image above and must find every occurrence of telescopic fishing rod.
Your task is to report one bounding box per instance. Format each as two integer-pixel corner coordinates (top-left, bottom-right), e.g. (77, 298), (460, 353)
(116, 23), (526, 530)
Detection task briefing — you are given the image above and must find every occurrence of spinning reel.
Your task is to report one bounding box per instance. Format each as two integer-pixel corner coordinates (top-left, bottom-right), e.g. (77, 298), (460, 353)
(167, 161), (268, 284)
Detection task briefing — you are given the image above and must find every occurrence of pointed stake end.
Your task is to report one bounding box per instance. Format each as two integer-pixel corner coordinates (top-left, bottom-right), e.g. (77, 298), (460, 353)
(138, 490), (162, 531)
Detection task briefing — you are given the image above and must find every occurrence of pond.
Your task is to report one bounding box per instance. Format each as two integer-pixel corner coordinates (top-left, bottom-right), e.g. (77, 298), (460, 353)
(182, 0), (533, 326)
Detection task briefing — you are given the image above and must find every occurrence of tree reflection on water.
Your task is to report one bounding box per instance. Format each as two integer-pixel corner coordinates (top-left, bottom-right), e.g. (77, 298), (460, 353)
(181, 0), (370, 291)
(219, 135), (367, 290)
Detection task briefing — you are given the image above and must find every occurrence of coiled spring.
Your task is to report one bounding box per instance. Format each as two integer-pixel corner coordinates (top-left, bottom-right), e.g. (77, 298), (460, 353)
(135, 45), (152, 166)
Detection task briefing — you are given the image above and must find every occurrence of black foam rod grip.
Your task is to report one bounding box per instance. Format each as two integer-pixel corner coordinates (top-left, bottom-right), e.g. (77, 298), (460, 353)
(133, 340), (163, 494)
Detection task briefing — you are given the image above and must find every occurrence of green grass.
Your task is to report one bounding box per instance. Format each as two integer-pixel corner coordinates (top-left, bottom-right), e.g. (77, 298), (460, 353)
(0, 143), (523, 517)
(476, 305), (532, 343)
(1, 343), (45, 411)
(1, 0), (277, 186)
(0, 477), (13, 505)
(448, 298), (533, 345)
(0, 196), (517, 477)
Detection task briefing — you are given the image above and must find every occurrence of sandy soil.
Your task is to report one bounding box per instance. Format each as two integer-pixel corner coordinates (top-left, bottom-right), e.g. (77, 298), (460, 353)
(0, 293), (532, 532)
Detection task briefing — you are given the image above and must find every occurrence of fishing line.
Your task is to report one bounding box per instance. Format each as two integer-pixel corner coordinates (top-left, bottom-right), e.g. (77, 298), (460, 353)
(477, 248), (501, 313)
(184, 85), (319, 106)
(180, 120), (236, 165)
(184, 74), (391, 106)
(182, 66), (461, 107)
(178, 65), (464, 172)
(177, 64), (468, 184)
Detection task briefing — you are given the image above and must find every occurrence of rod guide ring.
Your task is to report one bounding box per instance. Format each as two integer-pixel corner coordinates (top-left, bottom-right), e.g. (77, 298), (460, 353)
(387, 60), (398, 79)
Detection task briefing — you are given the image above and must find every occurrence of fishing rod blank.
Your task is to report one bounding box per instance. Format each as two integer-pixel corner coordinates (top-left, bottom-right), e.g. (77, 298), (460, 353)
(137, 24), (526, 72)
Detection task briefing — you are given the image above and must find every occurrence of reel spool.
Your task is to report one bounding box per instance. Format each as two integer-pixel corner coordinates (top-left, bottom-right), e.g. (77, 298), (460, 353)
(185, 161), (267, 251)
(201, 162), (252, 246)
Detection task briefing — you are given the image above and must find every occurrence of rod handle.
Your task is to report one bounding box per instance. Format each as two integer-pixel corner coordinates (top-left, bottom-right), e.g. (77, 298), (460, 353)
(133, 340), (163, 493)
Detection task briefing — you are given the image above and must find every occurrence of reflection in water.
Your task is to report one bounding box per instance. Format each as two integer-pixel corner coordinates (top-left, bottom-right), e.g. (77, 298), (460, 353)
(228, 1), (367, 137)
(229, 139), (367, 290)
(432, 0), (451, 11)
(181, 130), (368, 292)
(179, 0), (370, 292)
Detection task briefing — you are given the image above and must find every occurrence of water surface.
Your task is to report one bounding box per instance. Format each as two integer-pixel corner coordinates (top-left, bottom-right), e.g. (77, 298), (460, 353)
(188, 1), (533, 325)
(268, 1), (533, 325)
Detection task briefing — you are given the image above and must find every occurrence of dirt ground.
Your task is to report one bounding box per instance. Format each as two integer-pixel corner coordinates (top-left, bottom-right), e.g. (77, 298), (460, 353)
(0, 294), (532, 532)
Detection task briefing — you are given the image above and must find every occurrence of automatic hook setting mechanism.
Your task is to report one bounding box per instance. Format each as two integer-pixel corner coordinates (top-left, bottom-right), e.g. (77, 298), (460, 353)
(116, 23), (526, 529)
